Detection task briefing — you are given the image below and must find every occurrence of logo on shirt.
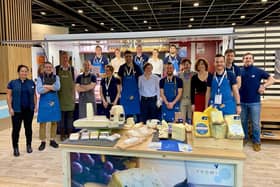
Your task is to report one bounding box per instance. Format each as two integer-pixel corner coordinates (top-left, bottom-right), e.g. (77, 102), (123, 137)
(251, 75), (255, 78)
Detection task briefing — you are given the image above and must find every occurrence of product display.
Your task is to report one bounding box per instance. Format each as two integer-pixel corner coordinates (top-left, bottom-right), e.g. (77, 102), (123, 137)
(157, 120), (169, 139)
(211, 123), (227, 139)
(193, 112), (210, 137)
(108, 168), (164, 187)
(89, 131), (99, 139)
(172, 123), (186, 141)
(225, 115), (244, 139)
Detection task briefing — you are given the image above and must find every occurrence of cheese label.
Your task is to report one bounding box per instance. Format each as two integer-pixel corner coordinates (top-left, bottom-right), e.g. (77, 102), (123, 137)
(196, 123), (209, 135)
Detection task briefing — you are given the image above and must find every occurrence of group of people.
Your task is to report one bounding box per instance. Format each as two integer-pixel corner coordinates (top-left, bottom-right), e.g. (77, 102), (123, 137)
(7, 46), (274, 157)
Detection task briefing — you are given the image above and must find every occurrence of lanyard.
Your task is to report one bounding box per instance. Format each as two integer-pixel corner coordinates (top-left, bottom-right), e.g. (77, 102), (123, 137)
(125, 65), (134, 76)
(134, 56), (143, 66)
(94, 56), (103, 64)
(105, 76), (112, 93)
(168, 55), (177, 63)
(215, 70), (227, 91)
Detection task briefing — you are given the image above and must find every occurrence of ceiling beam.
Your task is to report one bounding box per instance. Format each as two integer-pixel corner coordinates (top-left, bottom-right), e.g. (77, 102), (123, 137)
(222, 0), (248, 25)
(200, 0), (215, 26)
(146, 0), (160, 28)
(244, 1), (280, 25)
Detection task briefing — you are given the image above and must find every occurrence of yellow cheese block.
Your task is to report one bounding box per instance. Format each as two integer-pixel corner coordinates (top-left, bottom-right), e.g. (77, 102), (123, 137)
(172, 123), (186, 141)
(193, 112), (211, 137)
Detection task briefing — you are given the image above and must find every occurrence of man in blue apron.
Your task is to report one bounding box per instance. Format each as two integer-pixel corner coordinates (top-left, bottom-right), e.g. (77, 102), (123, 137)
(164, 44), (181, 75)
(160, 62), (183, 122)
(37, 62), (61, 150)
(225, 49), (241, 88)
(205, 54), (241, 115)
(76, 61), (97, 118)
(91, 45), (109, 77)
(118, 50), (143, 121)
(133, 44), (149, 72)
(239, 52), (275, 151)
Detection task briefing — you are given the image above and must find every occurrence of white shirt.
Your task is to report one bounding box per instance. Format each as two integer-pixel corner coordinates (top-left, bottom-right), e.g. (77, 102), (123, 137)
(110, 57), (125, 73)
(148, 58), (163, 76)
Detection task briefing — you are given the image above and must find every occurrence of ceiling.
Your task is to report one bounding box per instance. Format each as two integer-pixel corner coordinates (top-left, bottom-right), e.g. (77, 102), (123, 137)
(32, 0), (280, 34)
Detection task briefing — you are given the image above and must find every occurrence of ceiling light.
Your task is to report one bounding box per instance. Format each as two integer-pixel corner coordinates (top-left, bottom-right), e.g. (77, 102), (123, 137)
(232, 22), (236, 26)
(78, 9), (83, 14)
(190, 18), (194, 22)
(193, 2), (199, 7)
(240, 15), (246, 19)
(148, 26), (152, 30)
(265, 21), (270, 24)
(100, 22), (104, 26)
(133, 6), (138, 11)
(84, 28), (88, 32)
(110, 28), (114, 31)
(71, 23), (76, 27)
(40, 11), (46, 15)
(261, 0), (267, 3)
(188, 24), (192, 28)
(143, 20), (148, 24)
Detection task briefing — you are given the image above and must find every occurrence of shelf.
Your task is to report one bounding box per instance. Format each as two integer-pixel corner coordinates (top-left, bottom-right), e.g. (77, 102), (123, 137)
(261, 130), (280, 140)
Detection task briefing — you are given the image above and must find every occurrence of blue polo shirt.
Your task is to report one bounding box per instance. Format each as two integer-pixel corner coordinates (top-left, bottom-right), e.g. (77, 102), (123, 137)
(133, 54), (149, 71)
(226, 63), (241, 77)
(91, 55), (109, 74)
(239, 65), (270, 103)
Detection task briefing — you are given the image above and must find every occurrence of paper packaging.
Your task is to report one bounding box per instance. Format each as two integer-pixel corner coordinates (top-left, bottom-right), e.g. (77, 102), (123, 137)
(225, 115), (245, 139)
(211, 123), (227, 139)
(210, 110), (224, 125)
(193, 112), (211, 137)
(86, 103), (94, 118)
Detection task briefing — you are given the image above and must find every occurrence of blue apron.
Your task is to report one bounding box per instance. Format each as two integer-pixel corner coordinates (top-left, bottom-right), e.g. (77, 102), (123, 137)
(92, 56), (105, 73)
(162, 78), (180, 122)
(169, 56), (179, 74)
(120, 74), (140, 115)
(210, 71), (236, 115)
(37, 91), (61, 123)
(134, 56), (144, 72)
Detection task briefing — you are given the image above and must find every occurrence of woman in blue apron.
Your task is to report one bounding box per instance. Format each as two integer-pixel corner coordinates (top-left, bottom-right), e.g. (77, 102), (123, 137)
(206, 54), (241, 115)
(118, 50), (143, 121)
(37, 62), (61, 150)
(160, 62), (183, 122)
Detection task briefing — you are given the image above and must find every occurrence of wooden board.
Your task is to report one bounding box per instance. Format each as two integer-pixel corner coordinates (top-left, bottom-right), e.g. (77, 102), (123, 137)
(261, 130), (280, 140)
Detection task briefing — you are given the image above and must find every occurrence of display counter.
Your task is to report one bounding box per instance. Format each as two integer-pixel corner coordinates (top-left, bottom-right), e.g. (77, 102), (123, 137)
(60, 133), (246, 187)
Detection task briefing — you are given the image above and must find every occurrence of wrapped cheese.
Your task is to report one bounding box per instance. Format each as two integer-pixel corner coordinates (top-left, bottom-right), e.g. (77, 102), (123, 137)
(193, 112), (210, 137)
(172, 123), (186, 141)
(210, 110), (224, 125)
(211, 123), (227, 139)
(225, 115), (245, 139)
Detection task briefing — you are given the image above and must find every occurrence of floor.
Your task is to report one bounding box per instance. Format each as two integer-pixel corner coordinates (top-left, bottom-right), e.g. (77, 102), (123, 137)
(0, 94), (279, 187)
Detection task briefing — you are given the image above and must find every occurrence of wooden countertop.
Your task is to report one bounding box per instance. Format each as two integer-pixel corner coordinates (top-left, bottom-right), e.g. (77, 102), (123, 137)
(60, 134), (246, 161)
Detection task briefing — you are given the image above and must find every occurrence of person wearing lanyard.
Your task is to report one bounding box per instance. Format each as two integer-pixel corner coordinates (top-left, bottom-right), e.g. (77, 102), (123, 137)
(225, 49), (241, 88)
(191, 58), (210, 112)
(55, 52), (75, 141)
(110, 48), (125, 74)
(138, 63), (161, 123)
(118, 50), (143, 122)
(37, 62), (60, 151)
(178, 59), (195, 123)
(239, 53), (275, 151)
(91, 45), (109, 77)
(163, 44), (181, 75)
(205, 54), (241, 115)
(148, 48), (163, 77)
(76, 61), (97, 118)
(100, 65), (121, 118)
(160, 62), (183, 122)
(133, 44), (149, 72)
(7, 65), (37, 157)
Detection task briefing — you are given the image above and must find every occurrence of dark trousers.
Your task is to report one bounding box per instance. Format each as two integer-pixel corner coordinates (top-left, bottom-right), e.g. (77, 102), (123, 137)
(140, 96), (158, 123)
(60, 111), (74, 135)
(11, 108), (34, 148)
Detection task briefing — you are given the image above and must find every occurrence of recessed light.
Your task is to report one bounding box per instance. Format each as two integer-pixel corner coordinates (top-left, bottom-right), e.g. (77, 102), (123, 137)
(190, 18), (194, 22)
(40, 11), (46, 15)
(261, 0), (267, 3)
(232, 22), (236, 26)
(265, 21), (270, 24)
(143, 20), (148, 24)
(240, 15), (246, 19)
(71, 23), (76, 27)
(110, 28), (114, 31)
(193, 2), (199, 7)
(84, 28), (88, 32)
(188, 24), (192, 28)
(133, 6), (138, 11)
(78, 9), (83, 14)
(148, 26), (152, 30)
(100, 22), (104, 26)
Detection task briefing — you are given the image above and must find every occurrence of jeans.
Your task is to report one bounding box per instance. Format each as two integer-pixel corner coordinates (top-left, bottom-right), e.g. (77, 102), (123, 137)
(241, 102), (261, 143)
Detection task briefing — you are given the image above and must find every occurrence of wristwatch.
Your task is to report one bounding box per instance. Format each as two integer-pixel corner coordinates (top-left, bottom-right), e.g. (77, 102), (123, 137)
(236, 103), (241, 106)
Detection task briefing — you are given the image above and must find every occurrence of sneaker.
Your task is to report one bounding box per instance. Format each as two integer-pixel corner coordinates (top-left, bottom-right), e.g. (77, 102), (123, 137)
(38, 142), (46, 151)
(13, 148), (20, 157)
(50, 140), (59, 148)
(26, 145), (33, 153)
(252, 143), (261, 152)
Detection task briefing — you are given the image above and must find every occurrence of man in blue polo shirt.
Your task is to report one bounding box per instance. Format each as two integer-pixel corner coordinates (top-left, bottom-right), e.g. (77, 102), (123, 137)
(91, 45), (109, 77)
(239, 52), (275, 152)
(225, 49), (241, 88)
(133, 44), (149, 72)
(163, 44), (181, 75)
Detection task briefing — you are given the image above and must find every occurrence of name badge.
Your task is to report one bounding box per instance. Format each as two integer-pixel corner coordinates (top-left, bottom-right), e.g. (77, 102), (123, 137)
(106, 96), (111, 104)
(214, 94), (222, 105)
